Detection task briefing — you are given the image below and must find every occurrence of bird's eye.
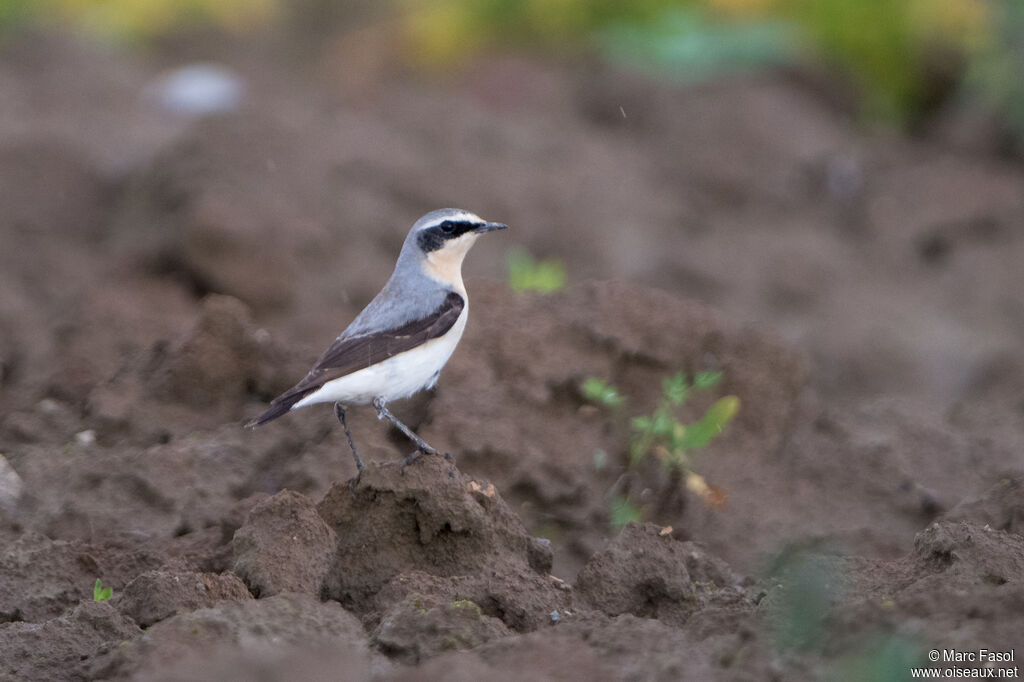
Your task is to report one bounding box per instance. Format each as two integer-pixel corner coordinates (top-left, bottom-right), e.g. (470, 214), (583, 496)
(440, 221), (455, 234)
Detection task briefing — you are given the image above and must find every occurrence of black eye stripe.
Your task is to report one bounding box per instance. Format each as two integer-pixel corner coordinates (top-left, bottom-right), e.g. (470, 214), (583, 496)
(417, 220), (477, 252)
(435, 220), (474, 236)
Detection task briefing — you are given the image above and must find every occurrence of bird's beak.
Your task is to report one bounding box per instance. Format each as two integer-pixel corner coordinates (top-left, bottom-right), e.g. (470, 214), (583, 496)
(474, 221), (508, 233)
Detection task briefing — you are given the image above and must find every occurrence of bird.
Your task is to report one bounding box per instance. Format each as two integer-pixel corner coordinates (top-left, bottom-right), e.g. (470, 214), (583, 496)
(246, 208), (507, 473)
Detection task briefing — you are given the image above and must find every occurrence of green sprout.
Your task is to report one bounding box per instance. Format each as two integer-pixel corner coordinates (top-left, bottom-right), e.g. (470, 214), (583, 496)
(584, 370), (739, 522)
(630, 372), (738, 472)
(93, 578), (113, 602)
(582, 377), (625, 408)
(507, 249), (566, 294)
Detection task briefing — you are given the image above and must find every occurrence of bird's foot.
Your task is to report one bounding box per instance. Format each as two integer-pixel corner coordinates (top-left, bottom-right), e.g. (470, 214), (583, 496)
(399, 446), (453, 471)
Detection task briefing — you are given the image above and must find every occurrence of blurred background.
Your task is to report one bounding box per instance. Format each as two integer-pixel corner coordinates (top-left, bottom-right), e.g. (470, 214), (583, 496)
(2, 0), (1021, 127)
(2, 0), (1023, 409)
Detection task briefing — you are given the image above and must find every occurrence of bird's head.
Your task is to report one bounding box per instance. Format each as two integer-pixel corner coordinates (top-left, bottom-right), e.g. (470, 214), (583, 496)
(404, 208), (508, 287)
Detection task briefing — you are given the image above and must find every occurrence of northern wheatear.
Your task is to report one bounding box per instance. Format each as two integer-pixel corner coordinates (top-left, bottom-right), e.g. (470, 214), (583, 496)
(246, 208), (507, 472)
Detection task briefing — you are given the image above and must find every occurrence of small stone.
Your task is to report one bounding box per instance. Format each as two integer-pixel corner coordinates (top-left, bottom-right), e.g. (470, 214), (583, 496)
(37, 399), (60, 414)
(75, 430), (96, 446)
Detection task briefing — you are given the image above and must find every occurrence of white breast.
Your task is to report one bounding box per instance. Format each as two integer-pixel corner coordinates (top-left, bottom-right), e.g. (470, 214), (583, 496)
(292, 303), (469, 408)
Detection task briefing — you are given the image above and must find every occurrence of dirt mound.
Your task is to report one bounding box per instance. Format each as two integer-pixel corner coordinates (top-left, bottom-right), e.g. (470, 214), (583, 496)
(232, 488), (338, 598)
(0, 532), (110, 622)
(315, 455), (564, 629)
(6, 443), (1024, 680)
(115, 570), (252, 627)
(577, 522), (743, 626)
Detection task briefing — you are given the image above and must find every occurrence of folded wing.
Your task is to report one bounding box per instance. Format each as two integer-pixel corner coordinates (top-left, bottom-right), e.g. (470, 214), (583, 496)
(246, 291), (465, 426)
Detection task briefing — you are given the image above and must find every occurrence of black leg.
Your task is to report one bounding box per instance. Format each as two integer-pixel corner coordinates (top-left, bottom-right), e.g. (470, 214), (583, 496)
(373, 397), (440, 456)
(334, 402), (363, 473)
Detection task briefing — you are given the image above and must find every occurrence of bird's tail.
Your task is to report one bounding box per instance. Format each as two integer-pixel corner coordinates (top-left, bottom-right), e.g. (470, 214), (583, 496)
(244, 391), (309, 428)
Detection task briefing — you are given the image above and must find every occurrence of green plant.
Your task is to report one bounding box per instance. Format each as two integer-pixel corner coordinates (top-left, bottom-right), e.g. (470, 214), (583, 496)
(763, 550), (925, 680)
(506, 249), (566, 295)
(584, 370), (739, 523)
(630, 372), (739, 472)
(93, 578), (112, 602)
(582, 377), (625, 408)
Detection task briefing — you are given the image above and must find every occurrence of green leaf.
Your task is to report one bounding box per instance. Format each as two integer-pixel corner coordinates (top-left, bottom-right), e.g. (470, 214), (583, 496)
(582, 377), (625, 408)
(93, 578), (112, 602)
(610, 495), (643, 528)
(662, 372), (690, 405)
(678, 396), (739, 451)
(693, 371), (723, 390)
(507, 249), (567, 294)
(650, 412), (675, 438)
(678, 420), (718, 452)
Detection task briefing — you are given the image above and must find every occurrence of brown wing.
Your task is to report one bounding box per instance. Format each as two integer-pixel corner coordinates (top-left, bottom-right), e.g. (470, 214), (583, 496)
(246, 291), (464, 427)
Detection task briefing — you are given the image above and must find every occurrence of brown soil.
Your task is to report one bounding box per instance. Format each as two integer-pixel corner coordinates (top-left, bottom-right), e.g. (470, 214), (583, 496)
(1, 30), (1023, 681)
